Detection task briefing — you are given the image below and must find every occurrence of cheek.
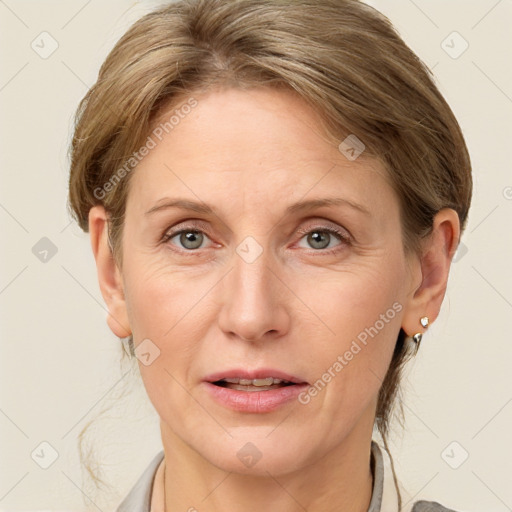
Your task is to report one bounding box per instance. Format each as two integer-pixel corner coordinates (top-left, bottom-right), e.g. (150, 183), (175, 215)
(121, 258), (223, 399)
(301, 258), (405, 347)
(123, 254), (216, 338)
(297, 259), (406, 409)
(122, 265), (211, 416)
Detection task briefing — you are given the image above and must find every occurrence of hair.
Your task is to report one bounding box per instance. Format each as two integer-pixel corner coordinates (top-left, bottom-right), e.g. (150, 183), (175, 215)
(67, 0), (472, 506)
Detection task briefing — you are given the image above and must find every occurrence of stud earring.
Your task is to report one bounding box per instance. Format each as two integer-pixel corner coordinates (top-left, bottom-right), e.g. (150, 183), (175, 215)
(407, 316), (429, 356)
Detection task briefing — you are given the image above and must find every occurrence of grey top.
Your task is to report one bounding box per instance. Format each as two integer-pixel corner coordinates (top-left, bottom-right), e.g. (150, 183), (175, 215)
(116, 441), (459, 512)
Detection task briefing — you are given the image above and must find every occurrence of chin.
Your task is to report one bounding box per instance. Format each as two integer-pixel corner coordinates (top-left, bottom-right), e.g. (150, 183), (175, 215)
(196, 431), (315, 477)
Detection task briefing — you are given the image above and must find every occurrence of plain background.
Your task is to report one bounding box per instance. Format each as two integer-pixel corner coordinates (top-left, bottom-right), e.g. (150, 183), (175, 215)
(0, 0), (511, 510)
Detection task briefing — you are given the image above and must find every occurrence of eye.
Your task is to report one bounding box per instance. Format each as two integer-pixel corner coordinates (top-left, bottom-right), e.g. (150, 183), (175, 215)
(162, 223), (213, 251)
(161, 222), (350, 254)
(296, 225), (350, 253)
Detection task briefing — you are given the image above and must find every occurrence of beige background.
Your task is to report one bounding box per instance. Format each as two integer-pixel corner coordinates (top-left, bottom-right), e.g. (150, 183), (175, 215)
(0, 0), (511, 510)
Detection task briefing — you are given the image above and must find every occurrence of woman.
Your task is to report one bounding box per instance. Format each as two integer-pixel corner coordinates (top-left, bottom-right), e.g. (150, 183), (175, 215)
(67, 0), (472, 510)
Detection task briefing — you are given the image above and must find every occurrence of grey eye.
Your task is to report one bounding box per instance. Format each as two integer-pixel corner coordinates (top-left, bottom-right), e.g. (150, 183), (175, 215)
(307, 231), (331, 249)
(178, 231), (204, 250)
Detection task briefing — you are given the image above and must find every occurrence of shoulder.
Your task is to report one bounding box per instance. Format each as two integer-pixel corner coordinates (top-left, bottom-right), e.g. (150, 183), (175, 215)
(116, 450), (164, 512)
(372, 440), (462, 512)
(412, 500), (461, 512)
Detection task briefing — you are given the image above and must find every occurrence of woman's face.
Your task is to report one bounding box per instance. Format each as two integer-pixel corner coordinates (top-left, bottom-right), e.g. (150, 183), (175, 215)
(113, 87), (419, 475)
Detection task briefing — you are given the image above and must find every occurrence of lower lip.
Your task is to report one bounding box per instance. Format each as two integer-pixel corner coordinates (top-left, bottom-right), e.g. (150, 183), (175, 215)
(203, 382), (309, 413)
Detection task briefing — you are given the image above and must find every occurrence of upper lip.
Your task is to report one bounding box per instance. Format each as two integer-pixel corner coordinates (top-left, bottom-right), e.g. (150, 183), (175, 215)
(204, 368), (308, 385)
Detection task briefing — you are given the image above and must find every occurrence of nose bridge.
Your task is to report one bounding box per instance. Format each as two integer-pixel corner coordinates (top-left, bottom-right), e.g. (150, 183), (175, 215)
(234, 242), (273, 301)
(217, 237), (289, 341)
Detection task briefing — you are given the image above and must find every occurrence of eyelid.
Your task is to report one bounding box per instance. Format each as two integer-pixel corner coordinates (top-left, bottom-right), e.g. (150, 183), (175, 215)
(296, 220), (351, 240)
(162, 219), (211, 238)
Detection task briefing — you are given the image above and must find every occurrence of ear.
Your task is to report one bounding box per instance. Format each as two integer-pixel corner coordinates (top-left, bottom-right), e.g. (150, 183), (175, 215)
(401, 208), (460, 337)
(88, 205), (131, 338)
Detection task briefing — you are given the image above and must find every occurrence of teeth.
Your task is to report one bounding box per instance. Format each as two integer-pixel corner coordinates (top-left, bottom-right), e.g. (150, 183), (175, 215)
(221, 377), (287, 386)
(253, 378), (280, 386)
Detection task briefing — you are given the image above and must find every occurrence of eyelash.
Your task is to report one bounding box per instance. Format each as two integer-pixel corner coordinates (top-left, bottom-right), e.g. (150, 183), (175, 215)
(161, 221), (350, 256)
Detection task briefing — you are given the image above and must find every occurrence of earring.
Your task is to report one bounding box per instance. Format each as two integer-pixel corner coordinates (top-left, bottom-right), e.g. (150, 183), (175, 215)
(407, 316), (429, 356)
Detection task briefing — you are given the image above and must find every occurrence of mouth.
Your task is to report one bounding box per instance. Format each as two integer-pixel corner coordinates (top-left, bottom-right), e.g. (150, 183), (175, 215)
(211, 377), (297, 392)
(205, 369), (308, 390)
(203, 369), (309, 412)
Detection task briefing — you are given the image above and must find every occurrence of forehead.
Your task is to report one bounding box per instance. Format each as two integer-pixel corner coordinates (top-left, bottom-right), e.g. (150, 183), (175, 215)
(127, 87), (394, 216)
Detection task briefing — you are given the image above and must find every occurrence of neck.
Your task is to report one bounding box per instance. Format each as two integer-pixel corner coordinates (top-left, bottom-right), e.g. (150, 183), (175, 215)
(160, 420), (375, 512)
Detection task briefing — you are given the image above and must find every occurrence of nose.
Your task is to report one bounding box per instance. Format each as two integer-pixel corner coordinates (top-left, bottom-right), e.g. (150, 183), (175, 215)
(217, 246), (291, 343)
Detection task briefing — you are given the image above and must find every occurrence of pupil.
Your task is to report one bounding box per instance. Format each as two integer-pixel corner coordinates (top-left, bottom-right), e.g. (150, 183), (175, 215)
(309, 231), (329, 249)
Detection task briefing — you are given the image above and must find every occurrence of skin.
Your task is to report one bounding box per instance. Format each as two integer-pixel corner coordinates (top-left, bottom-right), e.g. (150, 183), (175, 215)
(89, 87), (460, 512)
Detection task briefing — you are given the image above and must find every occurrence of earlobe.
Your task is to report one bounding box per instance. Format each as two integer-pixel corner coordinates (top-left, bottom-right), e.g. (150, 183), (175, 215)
(401, 208), (460, 341)
(88, 205), (131, 339)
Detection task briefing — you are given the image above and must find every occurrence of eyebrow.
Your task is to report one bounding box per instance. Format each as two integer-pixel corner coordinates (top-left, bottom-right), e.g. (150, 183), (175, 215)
(145, 197), (371, 217)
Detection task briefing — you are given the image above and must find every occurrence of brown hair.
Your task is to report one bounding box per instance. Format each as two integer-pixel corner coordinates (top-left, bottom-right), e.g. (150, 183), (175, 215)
(68, 0), (472, 502)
